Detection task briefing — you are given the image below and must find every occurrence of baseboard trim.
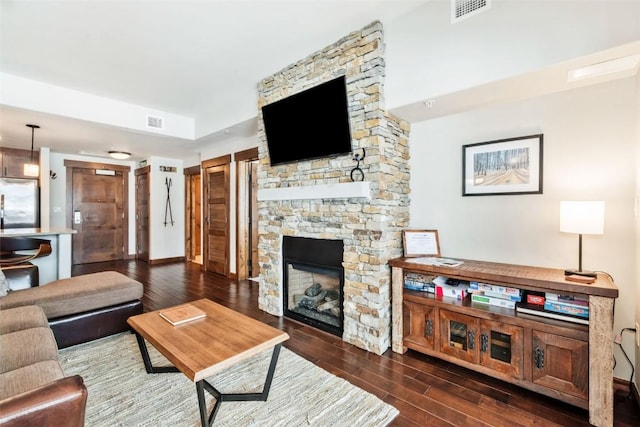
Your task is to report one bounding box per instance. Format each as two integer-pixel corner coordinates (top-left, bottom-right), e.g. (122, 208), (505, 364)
(149, 256), (185, 265)
(613, 376), (639, 407)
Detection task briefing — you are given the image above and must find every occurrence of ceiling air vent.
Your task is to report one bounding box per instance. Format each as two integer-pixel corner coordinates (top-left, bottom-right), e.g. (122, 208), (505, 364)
(146, 115), (164, 129)
(452, 0), (490, 23)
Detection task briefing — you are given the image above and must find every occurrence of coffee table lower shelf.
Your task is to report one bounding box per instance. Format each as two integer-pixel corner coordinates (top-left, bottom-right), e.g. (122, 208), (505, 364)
(133, 333), (283, 427)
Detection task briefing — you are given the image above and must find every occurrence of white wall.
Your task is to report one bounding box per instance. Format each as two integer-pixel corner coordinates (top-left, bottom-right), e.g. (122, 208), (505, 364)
(146, 157), (185, 260)
(385, 0), (640, 109)
(409, 77), (638, 381)
(635, 68), (640, 388)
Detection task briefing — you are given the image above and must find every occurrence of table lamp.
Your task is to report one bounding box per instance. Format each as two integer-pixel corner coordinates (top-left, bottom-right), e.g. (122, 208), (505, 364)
(559, 201), (605, 277)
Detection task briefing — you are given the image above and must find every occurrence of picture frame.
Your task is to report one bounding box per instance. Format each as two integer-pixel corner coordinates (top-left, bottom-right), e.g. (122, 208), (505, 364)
(402, 229), (441, 257)
(462, 134), (543, 196)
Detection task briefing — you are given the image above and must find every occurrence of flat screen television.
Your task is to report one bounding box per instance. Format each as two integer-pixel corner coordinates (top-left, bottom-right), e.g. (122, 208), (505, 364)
(261, 75), (352, 166)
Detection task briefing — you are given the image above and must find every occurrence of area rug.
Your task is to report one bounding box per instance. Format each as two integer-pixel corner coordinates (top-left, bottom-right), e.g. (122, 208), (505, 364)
(59, 333), (398, 426)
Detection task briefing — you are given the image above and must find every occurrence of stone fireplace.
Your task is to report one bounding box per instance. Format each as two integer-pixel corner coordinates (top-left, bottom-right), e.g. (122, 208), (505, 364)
(256, 21), (410, 355)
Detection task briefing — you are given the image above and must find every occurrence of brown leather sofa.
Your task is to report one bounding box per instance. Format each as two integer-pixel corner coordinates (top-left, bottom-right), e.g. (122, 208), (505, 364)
(0, 271), (144, 426)
(0, 305), (87, 427)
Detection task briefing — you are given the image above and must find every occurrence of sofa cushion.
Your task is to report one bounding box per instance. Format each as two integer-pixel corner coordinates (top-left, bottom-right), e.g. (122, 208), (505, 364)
(0, 305), (48, 335)
(0, 328), (59, 374)
(0, 271), (143, 319)
(0, 360), (64, 401)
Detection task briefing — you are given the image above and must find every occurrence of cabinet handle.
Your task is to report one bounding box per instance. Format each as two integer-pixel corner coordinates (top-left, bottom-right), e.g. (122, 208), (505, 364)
(480, 333), (488, 353)
(534, 346), (544, 369)
(425, 319), (433, 338)
(468, 330), (475, 350)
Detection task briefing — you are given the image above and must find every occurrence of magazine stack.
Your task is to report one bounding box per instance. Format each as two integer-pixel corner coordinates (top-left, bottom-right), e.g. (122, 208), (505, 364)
(468, 281), (522, 309)
(516, 291), (589, 325)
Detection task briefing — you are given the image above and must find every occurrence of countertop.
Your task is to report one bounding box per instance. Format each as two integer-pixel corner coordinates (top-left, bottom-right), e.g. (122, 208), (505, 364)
(0, 227), (77, 237)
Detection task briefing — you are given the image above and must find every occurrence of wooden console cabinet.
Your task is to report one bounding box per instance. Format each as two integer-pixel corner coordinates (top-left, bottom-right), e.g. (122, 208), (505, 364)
(389, 257), (618, 427)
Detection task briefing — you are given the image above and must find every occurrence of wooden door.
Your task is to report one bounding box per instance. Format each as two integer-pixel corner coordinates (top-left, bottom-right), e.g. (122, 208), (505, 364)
(203, 156), (230, 276)
(403, 300), (436, 351)
(70, 167), (126, 264)
(185, 166), (202, 263)
(531, 330), (588, 400)
(235, 148), (259, 280)
(135, 166), (150, 262)
(439, 309), (479, 364)
(249, 160), (259, 277)
(479, 319), (524, 379)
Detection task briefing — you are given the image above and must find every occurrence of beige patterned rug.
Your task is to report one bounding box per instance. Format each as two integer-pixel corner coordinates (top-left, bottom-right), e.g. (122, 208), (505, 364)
(59, 333), (398, 426)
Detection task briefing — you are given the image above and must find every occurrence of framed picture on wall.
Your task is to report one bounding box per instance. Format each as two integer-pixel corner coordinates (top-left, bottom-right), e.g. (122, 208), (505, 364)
(462, 134), (543, 196)
(402, 229), (441, 257)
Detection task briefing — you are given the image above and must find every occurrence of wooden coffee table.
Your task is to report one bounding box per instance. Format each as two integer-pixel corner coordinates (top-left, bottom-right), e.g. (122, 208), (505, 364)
(127, 298), (290, 426)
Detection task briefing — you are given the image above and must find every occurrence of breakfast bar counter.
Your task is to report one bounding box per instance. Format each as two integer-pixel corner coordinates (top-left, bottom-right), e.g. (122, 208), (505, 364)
(0, 227), (76, 285)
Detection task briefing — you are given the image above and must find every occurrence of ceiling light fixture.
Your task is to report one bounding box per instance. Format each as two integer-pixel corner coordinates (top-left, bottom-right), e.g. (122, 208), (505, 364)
(108, 150), (131, 160)
(23, 124), (40, 177)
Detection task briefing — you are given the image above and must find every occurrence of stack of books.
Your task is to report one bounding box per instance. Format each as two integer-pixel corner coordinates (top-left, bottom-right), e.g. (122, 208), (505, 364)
(403, 272), (436, 293)
(468, 282), (522, 309)
(544, 293), (589, 318)
(516, 292), (589, 325)
(433, 276), (469, 300)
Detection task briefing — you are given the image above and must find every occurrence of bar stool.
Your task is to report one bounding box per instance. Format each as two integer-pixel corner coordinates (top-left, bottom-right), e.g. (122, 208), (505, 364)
(0, 237), (52, 288)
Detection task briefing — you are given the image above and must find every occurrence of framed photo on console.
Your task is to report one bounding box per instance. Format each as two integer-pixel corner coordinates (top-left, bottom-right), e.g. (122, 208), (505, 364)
(402, 229), (441, 257)
(463, 134), (543, 196)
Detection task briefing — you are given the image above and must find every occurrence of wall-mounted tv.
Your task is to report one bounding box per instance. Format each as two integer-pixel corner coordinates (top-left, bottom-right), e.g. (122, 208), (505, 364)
(261, 75), (352, 166)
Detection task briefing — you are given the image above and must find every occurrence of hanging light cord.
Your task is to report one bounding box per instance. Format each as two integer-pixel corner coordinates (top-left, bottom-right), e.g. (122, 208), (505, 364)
(26, 124), (40, 163)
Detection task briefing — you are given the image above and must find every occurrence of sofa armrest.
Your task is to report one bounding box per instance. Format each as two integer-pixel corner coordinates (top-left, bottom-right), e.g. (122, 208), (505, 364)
(0, 375), (87, 427)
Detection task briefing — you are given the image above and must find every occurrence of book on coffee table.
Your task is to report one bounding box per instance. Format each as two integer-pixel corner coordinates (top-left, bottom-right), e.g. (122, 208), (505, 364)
(159, 304), (206, 325)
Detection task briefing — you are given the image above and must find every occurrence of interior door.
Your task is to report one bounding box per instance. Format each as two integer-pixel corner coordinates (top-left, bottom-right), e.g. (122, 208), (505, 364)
(135, 166), (150, 262)
(71, 167), (126, 264)
(204, 161), (229, 276)
(249, 160), (259, 277)
(185, 167), (202, 263)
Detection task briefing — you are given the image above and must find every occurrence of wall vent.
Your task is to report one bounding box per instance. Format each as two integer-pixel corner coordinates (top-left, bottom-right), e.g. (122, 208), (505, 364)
(146, 115), (164, 129)
(452, 0), (490, 23)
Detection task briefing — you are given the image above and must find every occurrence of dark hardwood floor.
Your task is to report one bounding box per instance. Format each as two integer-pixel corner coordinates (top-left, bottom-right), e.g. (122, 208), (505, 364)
(72, 260), (639, 427)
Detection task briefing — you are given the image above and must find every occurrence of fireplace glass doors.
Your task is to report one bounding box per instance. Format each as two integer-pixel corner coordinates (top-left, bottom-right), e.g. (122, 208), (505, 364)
(282, 236), (344, 336)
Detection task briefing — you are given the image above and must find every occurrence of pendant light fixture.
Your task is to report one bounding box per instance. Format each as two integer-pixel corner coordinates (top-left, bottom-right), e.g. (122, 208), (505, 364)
(23, 124), (40, 177)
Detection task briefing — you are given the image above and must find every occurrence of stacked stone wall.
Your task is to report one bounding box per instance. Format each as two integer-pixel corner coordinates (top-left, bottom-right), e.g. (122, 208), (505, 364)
(256, 21), (410, 354)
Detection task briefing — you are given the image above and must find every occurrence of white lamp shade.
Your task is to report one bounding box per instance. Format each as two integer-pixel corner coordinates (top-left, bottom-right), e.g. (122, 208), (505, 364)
(559, 201), (605, 235)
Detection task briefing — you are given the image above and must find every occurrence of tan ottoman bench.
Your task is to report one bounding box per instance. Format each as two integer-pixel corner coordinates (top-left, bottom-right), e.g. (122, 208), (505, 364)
(0, 271), (144, 348)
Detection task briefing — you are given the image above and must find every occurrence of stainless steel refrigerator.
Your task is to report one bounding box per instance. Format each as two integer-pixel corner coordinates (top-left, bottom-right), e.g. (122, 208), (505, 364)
(0, 177), (40, 229)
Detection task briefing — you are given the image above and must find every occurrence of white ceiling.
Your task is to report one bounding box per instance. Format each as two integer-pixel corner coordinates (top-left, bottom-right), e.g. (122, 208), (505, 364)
(0, 0), (426, 161)
(1, 1), (638, 163)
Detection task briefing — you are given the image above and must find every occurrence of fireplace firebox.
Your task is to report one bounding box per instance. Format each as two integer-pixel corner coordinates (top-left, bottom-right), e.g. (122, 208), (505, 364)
(282, 236), (344, 336)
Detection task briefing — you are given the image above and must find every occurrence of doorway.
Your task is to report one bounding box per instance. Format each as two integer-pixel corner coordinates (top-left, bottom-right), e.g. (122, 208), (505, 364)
(184, 165), (201, 264)
(135, 166), (150, 262)
(65, 160), (130, 265)
(202, 155), (230, 277)
(235, 147), (259, 280)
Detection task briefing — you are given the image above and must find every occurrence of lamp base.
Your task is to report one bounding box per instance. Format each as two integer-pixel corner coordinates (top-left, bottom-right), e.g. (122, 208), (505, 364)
(564, 269), (597, 278)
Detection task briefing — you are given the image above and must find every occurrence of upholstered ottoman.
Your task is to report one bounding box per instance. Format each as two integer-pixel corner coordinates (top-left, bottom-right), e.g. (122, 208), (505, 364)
(0, 271), (144, 348)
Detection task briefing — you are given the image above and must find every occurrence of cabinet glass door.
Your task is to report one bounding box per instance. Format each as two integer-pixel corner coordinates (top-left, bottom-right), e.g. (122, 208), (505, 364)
(479, 321), (523, 379)
(439, 310), (478, 363)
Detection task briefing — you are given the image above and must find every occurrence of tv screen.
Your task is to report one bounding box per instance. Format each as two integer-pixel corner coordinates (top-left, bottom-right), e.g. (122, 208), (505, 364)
(261, 76), (352, 166)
